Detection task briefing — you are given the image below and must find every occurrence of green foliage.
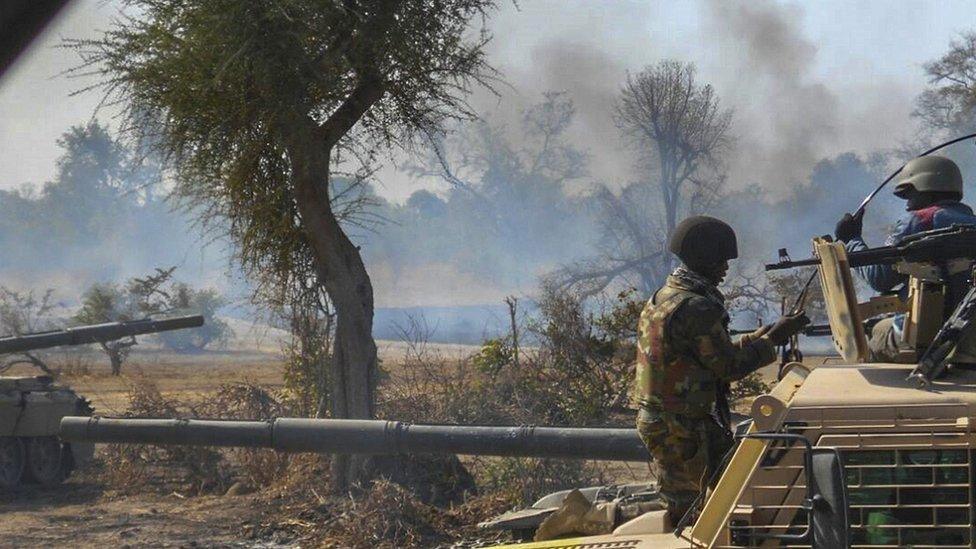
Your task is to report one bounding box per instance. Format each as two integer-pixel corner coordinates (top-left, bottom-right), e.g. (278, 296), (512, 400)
(280, 297), (334, 417)
(729, 372), (773, 405)
(471, 337), (515, 376)
(75, 267), (231, 354)
(0, 121), (197, 289)
(155, 285), (233, 352)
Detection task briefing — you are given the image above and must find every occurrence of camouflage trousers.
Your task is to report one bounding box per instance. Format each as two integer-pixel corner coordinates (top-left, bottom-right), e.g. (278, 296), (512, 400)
(636, 409), (733, 522)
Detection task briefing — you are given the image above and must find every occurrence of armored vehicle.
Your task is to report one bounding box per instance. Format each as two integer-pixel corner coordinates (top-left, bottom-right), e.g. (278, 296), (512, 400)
(0, 375), (93, 486)
(58, 232), (976, 548)
(0, 315), (204, 488)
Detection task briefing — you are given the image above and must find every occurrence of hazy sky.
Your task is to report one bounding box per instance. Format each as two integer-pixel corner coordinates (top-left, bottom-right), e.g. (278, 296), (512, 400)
(1, 1), (976, 201)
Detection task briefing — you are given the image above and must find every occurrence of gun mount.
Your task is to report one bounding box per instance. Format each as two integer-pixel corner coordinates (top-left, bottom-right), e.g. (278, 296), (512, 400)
(0, 315), (205, 355)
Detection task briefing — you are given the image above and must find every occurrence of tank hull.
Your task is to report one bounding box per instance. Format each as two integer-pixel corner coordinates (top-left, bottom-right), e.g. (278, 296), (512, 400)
(0, 376), (93, 487)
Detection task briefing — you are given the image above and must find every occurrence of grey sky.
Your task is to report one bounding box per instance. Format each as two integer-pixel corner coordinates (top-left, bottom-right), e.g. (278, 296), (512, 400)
(1, 1), (975, 201)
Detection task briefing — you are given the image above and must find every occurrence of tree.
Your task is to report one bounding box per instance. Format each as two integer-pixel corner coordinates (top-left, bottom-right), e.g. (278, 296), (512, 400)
(0, 288), (60, 376)
(154, 285), (233, 352)
(71, 0), (498, 491)
(915, 32), (976, 133)
(74, 268), (177, 375)
(402, 92), (591, 277)
(553, 61), (733, 296)
(73, 284), (134, 376)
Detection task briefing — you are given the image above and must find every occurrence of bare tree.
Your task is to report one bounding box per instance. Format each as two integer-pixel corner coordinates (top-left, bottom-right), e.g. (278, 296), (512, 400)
(0, 288), (59, 376)
(915, 32), (976, 133)
(553, 61), (733, 296)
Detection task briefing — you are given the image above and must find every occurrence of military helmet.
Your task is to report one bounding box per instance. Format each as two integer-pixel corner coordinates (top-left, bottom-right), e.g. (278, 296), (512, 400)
(894, 155), (963, 198)
(669, 215), (738, 268)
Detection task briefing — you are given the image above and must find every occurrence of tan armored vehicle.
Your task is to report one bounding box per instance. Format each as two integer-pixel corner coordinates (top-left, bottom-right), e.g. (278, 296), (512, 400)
(59, 235), (976, 547)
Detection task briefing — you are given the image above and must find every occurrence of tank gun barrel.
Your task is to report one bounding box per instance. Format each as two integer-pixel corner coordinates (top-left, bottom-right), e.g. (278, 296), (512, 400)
(765, 224), (976, 272)
(0, 315), (205, 354)
(59, 417), (649, 461)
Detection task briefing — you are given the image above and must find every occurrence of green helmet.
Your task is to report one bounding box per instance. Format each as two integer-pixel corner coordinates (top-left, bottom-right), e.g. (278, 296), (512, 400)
(669, 215), (738, 269)
(894, 155), (963, 198)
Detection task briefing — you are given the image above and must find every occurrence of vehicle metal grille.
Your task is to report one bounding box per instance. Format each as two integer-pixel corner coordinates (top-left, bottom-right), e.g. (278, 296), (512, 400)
(721, 426), (973, 548)
(845, 448), (971, 547)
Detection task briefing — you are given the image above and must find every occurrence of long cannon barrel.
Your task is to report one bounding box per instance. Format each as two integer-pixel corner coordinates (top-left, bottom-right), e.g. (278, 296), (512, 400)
(0, 315), (205, 354)
(60, 417), (650, 462)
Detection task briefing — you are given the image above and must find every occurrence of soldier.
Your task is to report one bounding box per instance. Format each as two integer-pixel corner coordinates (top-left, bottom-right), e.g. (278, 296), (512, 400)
(835, 155), (976, 362)
(535, 216), (808, 541)
(634, 215), (809, 525)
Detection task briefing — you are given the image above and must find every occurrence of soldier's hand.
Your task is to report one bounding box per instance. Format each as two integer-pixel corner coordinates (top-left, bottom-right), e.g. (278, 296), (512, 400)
(834, 211), (864, 243)
(767, 312), (811, 345)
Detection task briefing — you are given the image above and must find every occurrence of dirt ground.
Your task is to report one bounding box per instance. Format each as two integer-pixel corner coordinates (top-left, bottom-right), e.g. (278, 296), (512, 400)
(0, 349), (298, 548)
(0, 344), (492, 548)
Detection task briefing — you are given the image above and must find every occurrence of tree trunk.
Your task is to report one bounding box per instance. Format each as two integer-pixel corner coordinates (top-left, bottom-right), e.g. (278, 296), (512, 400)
(285, 127), (378, 494)
(100, 343), (123, 376)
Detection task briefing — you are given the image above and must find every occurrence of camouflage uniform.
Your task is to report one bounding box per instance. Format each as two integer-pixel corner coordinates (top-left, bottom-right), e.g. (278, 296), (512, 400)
(635, 267), (777, 520)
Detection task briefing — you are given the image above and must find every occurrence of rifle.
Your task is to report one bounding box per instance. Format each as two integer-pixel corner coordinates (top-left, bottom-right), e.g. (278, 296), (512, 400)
(765, 224), (976, 272)
(729, 324), (831, 337)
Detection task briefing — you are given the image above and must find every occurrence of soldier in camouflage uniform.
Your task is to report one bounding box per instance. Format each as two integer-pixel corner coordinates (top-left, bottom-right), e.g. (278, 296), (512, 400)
(635, 216), (809, 524)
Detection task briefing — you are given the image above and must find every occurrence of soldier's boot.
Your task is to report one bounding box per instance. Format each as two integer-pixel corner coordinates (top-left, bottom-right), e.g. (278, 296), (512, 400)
(533, 489), (617, 541)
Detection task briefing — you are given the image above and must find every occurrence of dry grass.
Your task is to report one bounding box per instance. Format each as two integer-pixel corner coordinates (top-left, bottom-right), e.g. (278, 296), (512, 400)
(99, 377), (291, 496)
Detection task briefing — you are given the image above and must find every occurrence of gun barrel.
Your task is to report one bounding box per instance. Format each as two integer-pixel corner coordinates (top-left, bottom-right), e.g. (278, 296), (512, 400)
(0, 315), (205, 354)
(60, 417), (650, 462)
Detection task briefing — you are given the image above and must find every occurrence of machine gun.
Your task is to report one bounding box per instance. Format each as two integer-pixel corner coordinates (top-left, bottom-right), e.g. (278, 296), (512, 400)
(765, 224), (976, 272)
(766, 224), (976, 386)
(730, 324), (831, 338)
(0, 315), (205, 355)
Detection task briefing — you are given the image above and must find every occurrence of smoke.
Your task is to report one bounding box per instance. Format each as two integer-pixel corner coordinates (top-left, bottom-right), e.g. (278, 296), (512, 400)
(702, 0), (839, 192)
(699, 0), (914, 197)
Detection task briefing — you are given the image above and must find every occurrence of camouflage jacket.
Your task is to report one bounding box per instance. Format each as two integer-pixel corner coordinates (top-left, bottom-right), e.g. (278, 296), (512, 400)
(635, 267), (777, 417)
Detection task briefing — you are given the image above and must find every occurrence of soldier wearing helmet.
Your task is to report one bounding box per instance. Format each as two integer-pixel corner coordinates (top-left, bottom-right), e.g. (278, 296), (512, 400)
(634, 215), (809, 525)
(836, 155), (976, 362)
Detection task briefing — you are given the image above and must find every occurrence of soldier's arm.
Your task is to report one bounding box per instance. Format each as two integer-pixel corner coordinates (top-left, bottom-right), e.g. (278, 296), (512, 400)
(734, 324), (770, 348)
(674, 297), (777, 381)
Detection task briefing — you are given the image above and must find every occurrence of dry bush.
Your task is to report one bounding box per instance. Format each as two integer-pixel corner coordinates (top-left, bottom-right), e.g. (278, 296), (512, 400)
(377, 303), (620, 508)
(475, 457), (610, 507)
(57, 353), (93, 378)
(319, 480), (452, 548)
(257, 478), (511, 549)
(100, 378), (292, 494)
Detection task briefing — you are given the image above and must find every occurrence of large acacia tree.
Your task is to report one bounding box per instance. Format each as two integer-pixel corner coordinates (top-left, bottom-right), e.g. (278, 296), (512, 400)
(72, 0), (497, 489)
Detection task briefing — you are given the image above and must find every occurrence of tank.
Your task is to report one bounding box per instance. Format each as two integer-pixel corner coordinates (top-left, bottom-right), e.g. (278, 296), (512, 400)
(0, 375), (93, 487)
(0, 315), (205, 488)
